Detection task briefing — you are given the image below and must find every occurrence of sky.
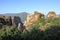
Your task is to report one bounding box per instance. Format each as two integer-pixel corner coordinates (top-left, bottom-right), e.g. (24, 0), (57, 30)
(0, 0), (60, 14)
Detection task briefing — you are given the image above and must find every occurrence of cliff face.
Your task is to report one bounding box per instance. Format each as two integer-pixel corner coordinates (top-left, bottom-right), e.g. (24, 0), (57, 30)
(0, 16), (24, 30)
(5, 16), (12, 26)
(0, 16), (6, 25)
(24, 12), (44, 30)
(12, 16), (24, 30)
(0, 11), (58, 30)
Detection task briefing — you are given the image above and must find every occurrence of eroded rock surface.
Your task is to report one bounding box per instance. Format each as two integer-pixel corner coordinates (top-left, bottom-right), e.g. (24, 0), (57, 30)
(12, 16), (24, 30)
(24, 11), (44, 30)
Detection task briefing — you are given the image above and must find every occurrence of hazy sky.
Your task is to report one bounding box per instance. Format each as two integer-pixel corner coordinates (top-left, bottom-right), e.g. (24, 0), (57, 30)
(0, 0), (60, 14)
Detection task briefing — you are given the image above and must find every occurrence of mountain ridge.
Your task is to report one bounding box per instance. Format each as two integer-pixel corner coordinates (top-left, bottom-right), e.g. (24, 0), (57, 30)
(0, 12), (29, 22)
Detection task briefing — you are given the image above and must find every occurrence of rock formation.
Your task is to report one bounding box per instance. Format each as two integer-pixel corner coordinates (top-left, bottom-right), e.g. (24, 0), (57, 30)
(0, 15), (24, 30)
(47, 11), (56, 18)
(0, 11), (59, 30)
(5, 16), (12, 26)
(24, 11), (44, 30)
(0, 17), (6, 25)
(0, 15), (6, 25)
(12, 16), (24, 30)
(0, 16), (6, 29)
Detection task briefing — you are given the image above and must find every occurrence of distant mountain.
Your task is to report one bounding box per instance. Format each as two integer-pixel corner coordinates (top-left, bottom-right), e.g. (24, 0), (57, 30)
(16, 12), (29, 22)
(1, 12), (29, 22)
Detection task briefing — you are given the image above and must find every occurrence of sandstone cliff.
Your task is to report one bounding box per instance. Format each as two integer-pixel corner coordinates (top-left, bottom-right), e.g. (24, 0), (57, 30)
(0, 11), (59, 30)
(24, 11), (44, 30)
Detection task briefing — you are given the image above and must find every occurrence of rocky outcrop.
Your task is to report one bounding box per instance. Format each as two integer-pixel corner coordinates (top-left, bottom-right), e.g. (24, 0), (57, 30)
(0, 11), (59, 30)
(5, 16), (12, 26)
(12, 16), (24, 30)
(47, 11), (56, 18)
(0, 17), (6, 25)
(0, 16), (12, 26)
(24, 11), (44, 30)
(0, 15), (24, 30)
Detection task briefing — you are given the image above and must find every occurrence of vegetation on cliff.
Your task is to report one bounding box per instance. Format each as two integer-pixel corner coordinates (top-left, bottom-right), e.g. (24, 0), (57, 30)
(0, 17), (60, 40)
(0, 11), (60, 40)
